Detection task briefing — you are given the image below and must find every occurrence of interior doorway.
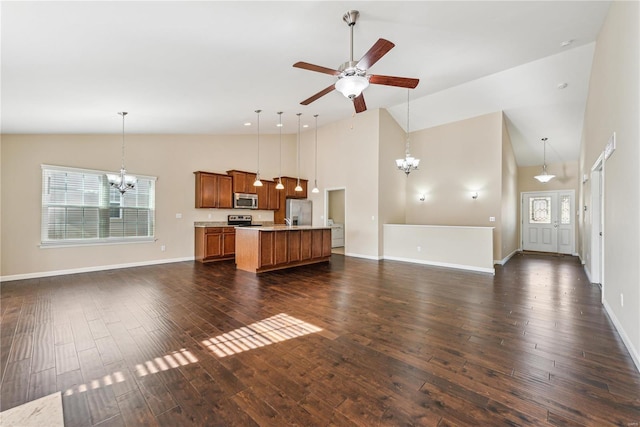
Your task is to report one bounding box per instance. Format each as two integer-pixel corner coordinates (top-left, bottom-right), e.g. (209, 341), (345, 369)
(326, 188), (345, 254)
(521, 190), (575, 254)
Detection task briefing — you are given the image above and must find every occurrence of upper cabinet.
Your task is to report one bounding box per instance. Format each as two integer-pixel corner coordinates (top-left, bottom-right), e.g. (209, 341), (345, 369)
(281, 176), (308, 199)
(226, 170), (258, 194)
(194, 172), (233, 208)
(257, 180), (280, 210)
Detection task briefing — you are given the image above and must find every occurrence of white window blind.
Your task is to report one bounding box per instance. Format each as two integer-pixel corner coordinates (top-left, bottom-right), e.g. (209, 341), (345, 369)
(41, 164), (156, 246)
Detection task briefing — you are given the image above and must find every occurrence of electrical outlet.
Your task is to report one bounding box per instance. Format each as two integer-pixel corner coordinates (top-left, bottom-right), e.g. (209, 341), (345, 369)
(208, 213), (212, 219)
(176, 213), (182, 219)
(621, 293), (624, 307)
(489, 216), (496, 222)
(161, 245), (166, 252)
(417, 246), (421, 252)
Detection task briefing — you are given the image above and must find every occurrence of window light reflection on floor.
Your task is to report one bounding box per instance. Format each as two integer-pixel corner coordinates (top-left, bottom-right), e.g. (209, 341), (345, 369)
(63, 348), (197, 396)
(202, 313), (322, 357)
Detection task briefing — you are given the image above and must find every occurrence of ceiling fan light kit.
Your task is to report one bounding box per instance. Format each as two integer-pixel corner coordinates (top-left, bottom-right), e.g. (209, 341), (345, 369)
(293, 10), (419, 113)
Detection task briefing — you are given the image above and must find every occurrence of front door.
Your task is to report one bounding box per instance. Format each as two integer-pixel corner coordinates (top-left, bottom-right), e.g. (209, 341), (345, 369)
(522, 191), (574, 254)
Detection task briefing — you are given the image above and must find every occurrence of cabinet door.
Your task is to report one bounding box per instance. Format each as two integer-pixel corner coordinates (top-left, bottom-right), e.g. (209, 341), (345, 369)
(321, 229), (332, 257)
(245, 173), (257, 194)
(260, 232), (274, 267)
(267, 181), (280, 210)
(217, 175), (233, 208)
(195, 172), (217, 208)
(256, 181), (270, 210)
(288, 230), (301, 262)
(205, 231), (223, 259)
(300, 230), (312, 260)
(274, 232), (288, 265)
(311, 229), (324, 258)
(222, 228), (236, 256)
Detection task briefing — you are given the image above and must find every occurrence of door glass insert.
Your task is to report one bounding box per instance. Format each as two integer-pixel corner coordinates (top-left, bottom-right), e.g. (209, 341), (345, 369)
(561, 195), (571, 224)
(529, 197), (551, 224)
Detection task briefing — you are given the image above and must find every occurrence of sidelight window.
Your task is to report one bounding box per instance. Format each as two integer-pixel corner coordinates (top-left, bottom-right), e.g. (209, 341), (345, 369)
(41, 164), (156, 246)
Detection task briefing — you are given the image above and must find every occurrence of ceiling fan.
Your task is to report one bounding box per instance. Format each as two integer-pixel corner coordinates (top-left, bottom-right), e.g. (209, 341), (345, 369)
(293, 10), (419, 114)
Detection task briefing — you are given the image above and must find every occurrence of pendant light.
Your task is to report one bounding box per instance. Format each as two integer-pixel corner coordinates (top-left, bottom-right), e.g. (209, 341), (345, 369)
(253, 109), (263, 187)
(107, 112), (137, 194)
(311, 114), (320, 193)
(295, 113), (303, 192)
(275, 112), (284, 190)
(395, 89), (420, 175)
(534, 137), (555, 183)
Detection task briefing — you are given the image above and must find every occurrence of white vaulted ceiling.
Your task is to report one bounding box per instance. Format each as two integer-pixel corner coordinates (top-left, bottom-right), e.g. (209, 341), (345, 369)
(1, 1), (611, 166)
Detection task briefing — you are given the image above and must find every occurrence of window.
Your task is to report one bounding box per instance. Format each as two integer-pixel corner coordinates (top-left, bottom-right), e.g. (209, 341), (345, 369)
(561, 195), (571, 225)
(529, 197), (551, 224)
(41, 165), (156, 246)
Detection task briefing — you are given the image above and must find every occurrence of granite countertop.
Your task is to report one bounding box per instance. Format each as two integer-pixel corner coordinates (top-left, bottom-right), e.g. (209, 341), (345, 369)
(194, 221), (275, 228)
(236, 225), (331, 231)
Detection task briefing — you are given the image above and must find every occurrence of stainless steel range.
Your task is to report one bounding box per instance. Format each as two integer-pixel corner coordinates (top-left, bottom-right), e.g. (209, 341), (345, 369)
(227, 214), (257, 227)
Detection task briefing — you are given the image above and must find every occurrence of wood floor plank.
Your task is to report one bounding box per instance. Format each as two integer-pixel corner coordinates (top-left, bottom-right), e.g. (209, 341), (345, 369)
(0, 253), (638, 426)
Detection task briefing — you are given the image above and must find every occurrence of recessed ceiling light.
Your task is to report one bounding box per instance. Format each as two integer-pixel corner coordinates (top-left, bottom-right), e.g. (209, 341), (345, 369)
(244, 122), (252, 126)
(557, 82), (568, 89)
(560, 40), (573, 47)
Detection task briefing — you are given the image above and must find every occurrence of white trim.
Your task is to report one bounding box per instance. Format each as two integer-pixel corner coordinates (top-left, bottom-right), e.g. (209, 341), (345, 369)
(384, 255), (495, 275)
(345, 252), (382, 261)
(602, 298), (640, 373)
(0, 257), (193, 283)
(494, 249), (518, 266)
(40, 237), (155, 249)
(42, 163), (157, 182)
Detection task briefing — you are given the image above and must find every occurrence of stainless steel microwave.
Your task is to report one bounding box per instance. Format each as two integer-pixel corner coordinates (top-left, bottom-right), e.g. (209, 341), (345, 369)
(234, 193), (258, 209)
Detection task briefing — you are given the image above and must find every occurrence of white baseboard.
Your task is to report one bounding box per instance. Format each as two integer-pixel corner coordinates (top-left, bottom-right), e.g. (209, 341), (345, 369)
(602, 298), (640, 373)
(494, 249), (518, 266)
(344, 252), (383, 261)
(383, 255), (494, 275)
(0, 257), (194, 283)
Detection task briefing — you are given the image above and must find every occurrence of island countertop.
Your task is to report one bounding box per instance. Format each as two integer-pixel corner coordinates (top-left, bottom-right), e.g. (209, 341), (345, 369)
(235, 226), (332, 273)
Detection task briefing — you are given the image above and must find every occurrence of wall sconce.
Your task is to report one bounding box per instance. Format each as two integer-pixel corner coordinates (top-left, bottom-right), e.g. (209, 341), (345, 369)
(419, 194), (426, 202)
(471, 192), (479, 200)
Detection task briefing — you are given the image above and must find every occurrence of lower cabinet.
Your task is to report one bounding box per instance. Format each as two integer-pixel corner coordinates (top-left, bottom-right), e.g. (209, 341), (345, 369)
(195, 227), (236, 262)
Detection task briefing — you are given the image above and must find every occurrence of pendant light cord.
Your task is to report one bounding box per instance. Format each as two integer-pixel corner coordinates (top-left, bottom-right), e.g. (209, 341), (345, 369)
(314, 114), (318, 184)
(405, 89), (411, 157)
(119, 112), (128, 170)
(277, 111), (283, 181)
(255, 110), (261, 177)
(296, 113), (302, 184)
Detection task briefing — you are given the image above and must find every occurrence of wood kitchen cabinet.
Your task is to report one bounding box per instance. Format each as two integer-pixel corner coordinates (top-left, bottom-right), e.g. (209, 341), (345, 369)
(195, 227), (236, 262)
(194, 171), (233, 208)
(226, 170), (258, 194)
(273, 176), (308, 224)
(256, 180), (280, 210)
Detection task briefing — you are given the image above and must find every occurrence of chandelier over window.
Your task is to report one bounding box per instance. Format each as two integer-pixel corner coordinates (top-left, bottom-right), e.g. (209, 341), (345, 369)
(396, 89), (420, 176)
(107, 112), (137, 194)
(534, 137), (555, 183)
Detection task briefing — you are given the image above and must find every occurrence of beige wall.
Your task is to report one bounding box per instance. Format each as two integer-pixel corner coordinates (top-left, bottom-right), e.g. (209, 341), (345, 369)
(299, 109), (381, 259)
(1, 133), (296, 277)
(327, 190), (345, 224)
(501, 114), (519, 261)
(403, 111), (506, 260)
(579, 1), (640, 366)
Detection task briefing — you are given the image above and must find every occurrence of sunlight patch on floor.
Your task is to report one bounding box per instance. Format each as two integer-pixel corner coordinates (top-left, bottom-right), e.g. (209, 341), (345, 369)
(202, 313), (322, 357)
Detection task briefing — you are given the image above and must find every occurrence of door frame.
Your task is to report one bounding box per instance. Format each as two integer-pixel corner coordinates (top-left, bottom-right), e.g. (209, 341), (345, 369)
(520, 189), (576, 254)
(325, 187), (347, 249)
(590, 153), (605, 294)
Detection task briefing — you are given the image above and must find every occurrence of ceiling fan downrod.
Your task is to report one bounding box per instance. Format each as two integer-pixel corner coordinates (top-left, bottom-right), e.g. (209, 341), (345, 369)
(343, 10), (359, 63)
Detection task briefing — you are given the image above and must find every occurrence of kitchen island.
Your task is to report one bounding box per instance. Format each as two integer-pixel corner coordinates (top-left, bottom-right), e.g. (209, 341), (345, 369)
(235, 226), (332, 273)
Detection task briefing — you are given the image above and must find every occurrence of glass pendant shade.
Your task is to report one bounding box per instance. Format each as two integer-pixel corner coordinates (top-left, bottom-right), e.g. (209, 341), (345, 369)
(534, 138), (555, 183)
(108, 112), (136, 194)
(275, 180), (284, 190)
(335, 75), (369, 99)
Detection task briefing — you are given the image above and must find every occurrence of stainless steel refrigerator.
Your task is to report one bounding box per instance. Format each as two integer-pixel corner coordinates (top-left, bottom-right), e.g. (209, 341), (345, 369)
(286, 199), (312, 226)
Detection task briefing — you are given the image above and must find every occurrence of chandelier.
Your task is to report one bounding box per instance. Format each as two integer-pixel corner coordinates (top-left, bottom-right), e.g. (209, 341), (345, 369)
(396, 89), (420, 175)
(534, 137), (555, 183)
(107, 112), (137, 194)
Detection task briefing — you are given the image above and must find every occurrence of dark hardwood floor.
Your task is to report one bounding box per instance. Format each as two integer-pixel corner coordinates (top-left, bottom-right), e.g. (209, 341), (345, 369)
(1, 253), (639, 426)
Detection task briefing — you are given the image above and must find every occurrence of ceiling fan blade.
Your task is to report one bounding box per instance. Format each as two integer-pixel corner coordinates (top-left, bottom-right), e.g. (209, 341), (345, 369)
(356, 38), (395, 70)
(300, 84), (336, 105)
(353, 93), (367, 113)
(293, 61), (340, 76)
(369, 75), (420, 89)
